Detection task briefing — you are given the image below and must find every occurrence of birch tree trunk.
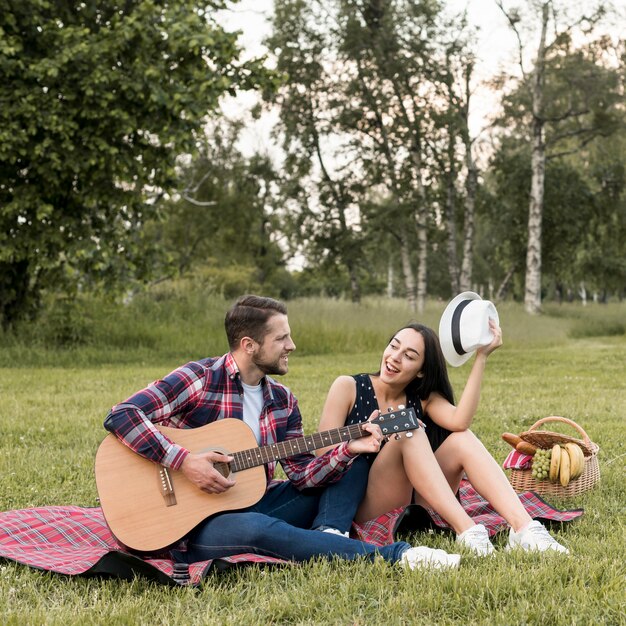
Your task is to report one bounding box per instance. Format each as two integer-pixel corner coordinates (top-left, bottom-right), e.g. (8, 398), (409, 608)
(348, 263), (361, 303)
(444, 156), (460, 294)
(415, 208), (428, 313)
(495, 263), (517, 300)
(412, 151), (429, 314)
(459, 146), (477, 292)
(399, 232), (417, 312)
(387, 259), (394, 299)
(457, 58), (478, 293)
(524, 2), (549, 314)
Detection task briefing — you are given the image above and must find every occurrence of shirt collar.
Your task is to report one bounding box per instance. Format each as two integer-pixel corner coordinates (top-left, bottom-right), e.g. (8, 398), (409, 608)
(224, 352), (241, 381)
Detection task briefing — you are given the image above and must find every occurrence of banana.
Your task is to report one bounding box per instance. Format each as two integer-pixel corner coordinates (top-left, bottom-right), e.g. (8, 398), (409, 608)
(559, 445), (571, 487)
(549, 444), (561, 482)
(565, 443), (585, 479)
(563, 443), (577, 479)
(575, 444), (586, 478)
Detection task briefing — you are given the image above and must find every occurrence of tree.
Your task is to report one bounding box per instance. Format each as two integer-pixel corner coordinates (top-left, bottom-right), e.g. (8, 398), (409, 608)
(425, 25), (481, 295)
(270, 0), (474, 311)
(154, 119), (288, 292)
(0, 0), (274, 327)
(495, 0), (622, 313)
(267, 0), (369, 303)
(574, 132), (626, 300)
(484, 134), (625, 301)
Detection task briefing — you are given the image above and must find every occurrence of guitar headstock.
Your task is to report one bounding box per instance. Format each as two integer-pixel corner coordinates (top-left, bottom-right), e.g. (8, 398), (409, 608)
(371, 406), (420, 438)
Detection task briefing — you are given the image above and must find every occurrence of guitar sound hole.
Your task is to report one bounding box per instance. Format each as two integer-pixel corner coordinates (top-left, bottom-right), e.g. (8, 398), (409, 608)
(213, 462), (231, 478)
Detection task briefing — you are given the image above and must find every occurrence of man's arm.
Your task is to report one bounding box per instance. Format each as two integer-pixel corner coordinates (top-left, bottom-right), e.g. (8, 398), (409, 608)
(104, 361), (208, 469)
(279, 398), (381, 490)
(104, 360), (236, 493)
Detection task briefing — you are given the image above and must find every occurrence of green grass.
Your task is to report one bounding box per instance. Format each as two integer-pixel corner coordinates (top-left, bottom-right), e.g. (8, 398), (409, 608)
(1, 296), (625, 625)
(4, 291), (621, 367)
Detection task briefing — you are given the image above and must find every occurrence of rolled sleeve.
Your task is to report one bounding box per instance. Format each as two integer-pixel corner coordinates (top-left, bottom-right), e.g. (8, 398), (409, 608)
(162, 442), (189, 470)
(327, 441), (358, 466)
(282, 440), (357, 490)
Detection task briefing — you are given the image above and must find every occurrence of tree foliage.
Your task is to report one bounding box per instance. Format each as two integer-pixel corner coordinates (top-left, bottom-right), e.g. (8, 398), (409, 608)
(0, 0), (274, 327)
(268, 0), (482, 309)
(484, 119), (626, 301)
(152, 119), (294, 297)
(267, 0), (369, 303)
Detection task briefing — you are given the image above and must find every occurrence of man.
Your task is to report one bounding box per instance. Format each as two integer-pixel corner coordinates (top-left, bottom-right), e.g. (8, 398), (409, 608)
(104, 295), (461, 569)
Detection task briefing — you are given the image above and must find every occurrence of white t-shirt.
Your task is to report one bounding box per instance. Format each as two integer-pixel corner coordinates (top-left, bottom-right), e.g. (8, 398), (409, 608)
(241, 381), (263, 444)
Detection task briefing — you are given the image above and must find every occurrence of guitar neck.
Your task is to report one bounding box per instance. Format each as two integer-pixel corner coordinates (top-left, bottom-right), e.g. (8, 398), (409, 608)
(231, 423), (367, 472)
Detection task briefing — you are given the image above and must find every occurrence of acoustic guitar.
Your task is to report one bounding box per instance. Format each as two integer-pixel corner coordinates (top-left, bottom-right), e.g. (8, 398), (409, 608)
(95, 407), (419, 552)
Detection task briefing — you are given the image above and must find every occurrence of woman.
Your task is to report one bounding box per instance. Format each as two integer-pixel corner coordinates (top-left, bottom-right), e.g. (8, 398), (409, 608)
(311, 321), (568, 555)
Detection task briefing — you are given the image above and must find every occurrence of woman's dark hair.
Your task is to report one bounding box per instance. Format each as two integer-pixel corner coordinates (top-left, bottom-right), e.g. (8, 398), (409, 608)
(387, 323), (455, 405)
(225, 295), (287, 349)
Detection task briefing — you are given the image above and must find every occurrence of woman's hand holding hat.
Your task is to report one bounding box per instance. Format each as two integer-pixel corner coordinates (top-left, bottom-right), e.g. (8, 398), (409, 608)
(476, 318), (503, 358)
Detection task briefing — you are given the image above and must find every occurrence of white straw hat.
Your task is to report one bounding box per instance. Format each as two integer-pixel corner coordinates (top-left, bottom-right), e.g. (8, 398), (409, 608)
(438, 291), (499, 367)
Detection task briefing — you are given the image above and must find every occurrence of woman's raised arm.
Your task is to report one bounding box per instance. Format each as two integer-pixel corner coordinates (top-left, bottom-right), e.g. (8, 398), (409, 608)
(426, 320), (502, 432)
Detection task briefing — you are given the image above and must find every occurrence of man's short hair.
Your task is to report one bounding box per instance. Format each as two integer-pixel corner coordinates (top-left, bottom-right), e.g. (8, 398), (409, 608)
(225, 295), (288, 350)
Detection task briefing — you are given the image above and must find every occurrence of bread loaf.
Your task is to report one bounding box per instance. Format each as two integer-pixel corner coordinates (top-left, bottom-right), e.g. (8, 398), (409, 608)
(515, 441), (537, 456)
(502, 432), (523, 448)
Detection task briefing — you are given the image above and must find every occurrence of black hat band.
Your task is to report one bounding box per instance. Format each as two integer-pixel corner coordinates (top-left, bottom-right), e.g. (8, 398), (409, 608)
(451, 299), (472, 356)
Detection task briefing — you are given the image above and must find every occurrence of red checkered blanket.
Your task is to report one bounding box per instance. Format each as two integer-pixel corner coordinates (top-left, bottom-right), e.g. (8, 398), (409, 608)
(0, 480), (582, 586)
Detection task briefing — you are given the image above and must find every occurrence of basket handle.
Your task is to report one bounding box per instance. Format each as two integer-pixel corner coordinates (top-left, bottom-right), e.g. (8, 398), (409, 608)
(528, 416), (592, 445)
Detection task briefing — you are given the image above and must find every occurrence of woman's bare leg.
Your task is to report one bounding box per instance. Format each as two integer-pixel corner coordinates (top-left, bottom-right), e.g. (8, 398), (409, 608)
(433, 430), (532, 532)
(355, 428), (475, 534)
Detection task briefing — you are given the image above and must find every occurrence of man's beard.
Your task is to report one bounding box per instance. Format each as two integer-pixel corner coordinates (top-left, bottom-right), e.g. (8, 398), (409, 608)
(253, 350), (288, 376)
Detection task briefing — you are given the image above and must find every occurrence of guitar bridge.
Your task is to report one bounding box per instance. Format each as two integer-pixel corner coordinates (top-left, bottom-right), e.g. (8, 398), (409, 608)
(158, 466), (177, 507)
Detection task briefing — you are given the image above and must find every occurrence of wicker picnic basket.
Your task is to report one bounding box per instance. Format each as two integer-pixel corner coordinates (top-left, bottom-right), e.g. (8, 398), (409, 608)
(509, 416), (600, 497)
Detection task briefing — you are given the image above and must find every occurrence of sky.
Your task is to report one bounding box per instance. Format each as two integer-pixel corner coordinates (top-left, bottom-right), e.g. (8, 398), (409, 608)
(218, 0), (626, 65)
(220, 0), (521, 71)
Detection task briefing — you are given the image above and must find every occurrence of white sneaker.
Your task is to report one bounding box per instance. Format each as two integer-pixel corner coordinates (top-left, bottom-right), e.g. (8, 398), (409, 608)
(321, 527), (349, 538)
(456, 524), (495, 556)
(507, 520), (569, 554)
(401, 546), (461, 570)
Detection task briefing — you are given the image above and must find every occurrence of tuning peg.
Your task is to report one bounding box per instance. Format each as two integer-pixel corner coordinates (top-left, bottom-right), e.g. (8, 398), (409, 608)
(387, 406), (393, 414)
(398, 404), (405, 410)
(406, 431), (414, 438)
(394, 433), (402, 440)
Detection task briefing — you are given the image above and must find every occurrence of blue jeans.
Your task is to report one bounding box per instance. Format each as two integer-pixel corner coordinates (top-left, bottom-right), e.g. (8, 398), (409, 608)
(310, 455), (371, 533)
(179, 480), (410, 564)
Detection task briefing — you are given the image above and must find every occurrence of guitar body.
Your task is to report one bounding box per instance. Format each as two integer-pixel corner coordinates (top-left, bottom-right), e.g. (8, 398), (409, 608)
(95, 419), (266, 552)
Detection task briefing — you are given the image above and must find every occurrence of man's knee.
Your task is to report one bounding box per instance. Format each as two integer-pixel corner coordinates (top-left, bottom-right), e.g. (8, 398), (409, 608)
(198, 511), (276, 545)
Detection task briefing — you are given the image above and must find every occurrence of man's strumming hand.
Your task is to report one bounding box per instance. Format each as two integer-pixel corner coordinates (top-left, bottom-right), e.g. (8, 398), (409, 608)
(180, 451), (236, 494)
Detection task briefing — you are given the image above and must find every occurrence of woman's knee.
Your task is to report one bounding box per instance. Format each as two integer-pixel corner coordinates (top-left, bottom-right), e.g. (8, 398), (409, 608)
(439, 430), (493, 467)
(443, 429), (478, 451)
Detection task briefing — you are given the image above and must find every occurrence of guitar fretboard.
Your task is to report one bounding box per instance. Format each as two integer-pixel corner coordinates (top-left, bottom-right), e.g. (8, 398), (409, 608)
(231, 423), (367, 472)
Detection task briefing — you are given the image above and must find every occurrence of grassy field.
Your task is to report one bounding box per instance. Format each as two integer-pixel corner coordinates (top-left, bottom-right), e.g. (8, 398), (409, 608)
(0, 296), (625, 625)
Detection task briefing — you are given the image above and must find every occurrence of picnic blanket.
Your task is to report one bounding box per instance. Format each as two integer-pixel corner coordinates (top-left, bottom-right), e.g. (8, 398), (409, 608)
(502, 449), (534, 470)
(0, 480), (583, 587)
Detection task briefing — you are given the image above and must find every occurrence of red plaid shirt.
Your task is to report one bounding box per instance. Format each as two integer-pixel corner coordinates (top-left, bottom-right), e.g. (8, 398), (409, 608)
(104, 353), (356, 490)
